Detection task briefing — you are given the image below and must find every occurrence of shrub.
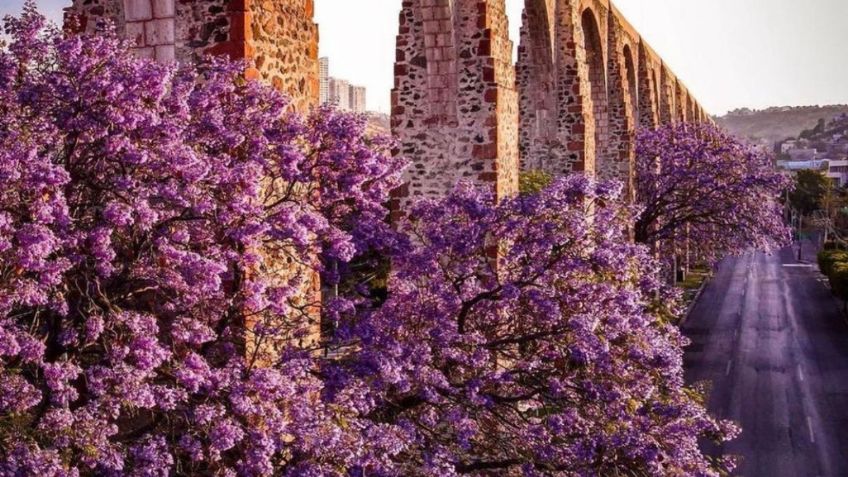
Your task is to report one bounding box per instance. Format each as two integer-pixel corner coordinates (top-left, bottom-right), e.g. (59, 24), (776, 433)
(817, 250), (848, 276)
(823, 241), (841, 251)
(829, 263), (848, 311)
(518, 169), (553, 195)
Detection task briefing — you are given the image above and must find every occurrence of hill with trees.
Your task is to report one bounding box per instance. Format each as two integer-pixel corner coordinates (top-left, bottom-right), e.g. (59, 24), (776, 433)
(716, 105), (848, 147)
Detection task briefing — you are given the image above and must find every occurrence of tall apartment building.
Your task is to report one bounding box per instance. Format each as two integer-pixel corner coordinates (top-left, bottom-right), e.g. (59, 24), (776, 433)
(329, 78), (351, 110)
(319, 57), (366, 112)
(319, 57), (330, 105)
(349, 85), (367, 113)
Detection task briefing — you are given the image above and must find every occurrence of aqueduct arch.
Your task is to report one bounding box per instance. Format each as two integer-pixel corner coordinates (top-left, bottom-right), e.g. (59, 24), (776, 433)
(394, 0), (709, 207)
(66, 0), (712, 209)
(622, 44), (638, 127)
(604, 7), (638, 194)
(580, 7), (608, 177)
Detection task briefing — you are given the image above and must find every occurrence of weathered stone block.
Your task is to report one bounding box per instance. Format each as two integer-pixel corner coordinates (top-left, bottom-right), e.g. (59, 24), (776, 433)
(131, 46), (155, 59)
(151, 0), (174, 18)
(144, 18), (174, 45)
(123, 0), (152, 21)
(155, 44), (175, 62)
(125, 21), (145, 47)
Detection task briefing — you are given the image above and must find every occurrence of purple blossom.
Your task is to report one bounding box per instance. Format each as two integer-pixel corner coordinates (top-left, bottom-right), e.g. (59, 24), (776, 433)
(0, 5), (738, 476)
(634, 123), (791, 265)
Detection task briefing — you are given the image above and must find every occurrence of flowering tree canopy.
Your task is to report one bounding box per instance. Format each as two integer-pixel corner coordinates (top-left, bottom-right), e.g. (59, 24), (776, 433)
(0, 6), (736, 476)
(328, 176), (738, 476)
(634, 123), (791, 263)
(0, 7), (401, 475)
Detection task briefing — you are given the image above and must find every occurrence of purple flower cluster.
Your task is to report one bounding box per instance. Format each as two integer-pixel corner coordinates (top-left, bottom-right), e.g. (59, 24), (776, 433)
(634, 123), (792, 264)
(0, 5), (739, 476)
(326, 176), (738, 475)
(0, 6), (400, 476)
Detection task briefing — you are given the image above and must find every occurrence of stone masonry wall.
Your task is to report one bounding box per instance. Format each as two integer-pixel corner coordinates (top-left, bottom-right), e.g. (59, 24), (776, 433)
(394, 0), (709, 211)
(603, 10), (635, 195)
(66, 0), (319, 112)
(516, 0), (595, 176)
(390, 0), (519, 215)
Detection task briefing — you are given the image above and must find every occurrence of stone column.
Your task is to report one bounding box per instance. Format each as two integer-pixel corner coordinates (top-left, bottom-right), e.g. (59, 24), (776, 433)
(391, 0), (518, 215)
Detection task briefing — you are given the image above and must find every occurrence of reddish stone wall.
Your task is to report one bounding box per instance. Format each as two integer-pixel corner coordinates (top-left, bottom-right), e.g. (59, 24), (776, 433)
(391, 0), (519, 213)
(249, 0), (320, 112)
(392, 0), (710, 211)
(516, 0), (595, 176)
(604, 10), (636, 195)
(65, 0), (319, 112)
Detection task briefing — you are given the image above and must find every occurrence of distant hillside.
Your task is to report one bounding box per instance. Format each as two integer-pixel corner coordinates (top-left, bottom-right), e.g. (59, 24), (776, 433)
(365, 112), (390, 136)
(715, 105), (848, 147)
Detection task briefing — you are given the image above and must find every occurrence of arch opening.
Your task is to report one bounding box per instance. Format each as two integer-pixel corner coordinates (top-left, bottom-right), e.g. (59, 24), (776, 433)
(581, 8), (607, 172)
(622, 44), (637, 131)
(517, 0), (556, 171)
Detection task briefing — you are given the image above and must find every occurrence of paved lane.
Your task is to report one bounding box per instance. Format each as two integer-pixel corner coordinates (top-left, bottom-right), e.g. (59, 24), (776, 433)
(683, 244), (848, 477)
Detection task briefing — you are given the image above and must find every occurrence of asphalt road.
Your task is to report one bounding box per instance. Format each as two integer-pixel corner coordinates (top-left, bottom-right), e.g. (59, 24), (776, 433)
(683, 243), (848, 477)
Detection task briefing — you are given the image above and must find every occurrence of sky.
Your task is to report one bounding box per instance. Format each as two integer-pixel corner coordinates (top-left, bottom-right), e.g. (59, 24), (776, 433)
(3, 0), (847, 115)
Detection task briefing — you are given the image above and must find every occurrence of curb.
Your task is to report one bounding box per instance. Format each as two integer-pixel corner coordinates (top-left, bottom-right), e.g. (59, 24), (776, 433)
(678, 277), (709, 327)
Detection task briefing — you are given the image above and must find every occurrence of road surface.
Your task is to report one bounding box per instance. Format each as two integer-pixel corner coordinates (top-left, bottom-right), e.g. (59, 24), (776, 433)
(683, 243), (848, 477)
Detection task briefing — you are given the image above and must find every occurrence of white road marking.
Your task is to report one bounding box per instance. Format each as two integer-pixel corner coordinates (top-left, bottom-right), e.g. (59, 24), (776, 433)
(783, 264), (814, 268)
(807, 416), (816, 444)
(726, 360), (733, 376)
(797, 365), (805, 382)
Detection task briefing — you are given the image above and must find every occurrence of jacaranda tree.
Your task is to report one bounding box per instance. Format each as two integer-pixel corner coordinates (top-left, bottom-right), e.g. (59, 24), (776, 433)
(634, 123), (791, 264)
(327, 176), (738, 476)
(0, 7), (403, 475)
(1, 6), (737, 476)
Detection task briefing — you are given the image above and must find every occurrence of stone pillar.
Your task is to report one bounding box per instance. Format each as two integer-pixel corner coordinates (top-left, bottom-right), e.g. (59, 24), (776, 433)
(676, 83), (688, 123)
(391, 0), (518, 213)
(517, 0), (596, 177)
(636, 43), (659, 130)
(603, 14), (635, 195)
(65, 0), (319, 113)
(658, 66), (675, 125)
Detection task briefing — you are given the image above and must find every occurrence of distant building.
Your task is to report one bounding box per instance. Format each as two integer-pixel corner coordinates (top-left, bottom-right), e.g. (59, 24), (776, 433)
(825, 159), (848, 187)
(780, 140), (797, 154)
(349, 85), (367, 113)
(320, 58), (367, 112)
(788, 148), (818, 161)
(329, 78), (351, 110)
(778, 160), (825, 171)
(319, 57), (330, 105)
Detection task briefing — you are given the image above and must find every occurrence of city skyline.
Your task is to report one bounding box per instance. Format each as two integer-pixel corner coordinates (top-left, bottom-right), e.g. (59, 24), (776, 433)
(4, 0), (848, 115)
(321, 57), (368, 113)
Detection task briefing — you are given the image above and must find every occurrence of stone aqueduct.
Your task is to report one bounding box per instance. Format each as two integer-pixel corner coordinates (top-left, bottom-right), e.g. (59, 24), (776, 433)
(391, 0), (709, 209)
(67, 0), (708, 207)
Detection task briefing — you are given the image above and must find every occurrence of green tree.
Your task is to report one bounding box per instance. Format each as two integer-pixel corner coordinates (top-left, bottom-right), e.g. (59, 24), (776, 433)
(789, 169), (830, 215)
(829, 262), (848, 312)
(519, 169), (553, 195)
(817, 250), (848, 276)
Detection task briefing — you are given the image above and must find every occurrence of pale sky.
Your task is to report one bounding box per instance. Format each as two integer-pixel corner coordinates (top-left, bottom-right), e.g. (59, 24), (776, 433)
(4, 0), (848, 115)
